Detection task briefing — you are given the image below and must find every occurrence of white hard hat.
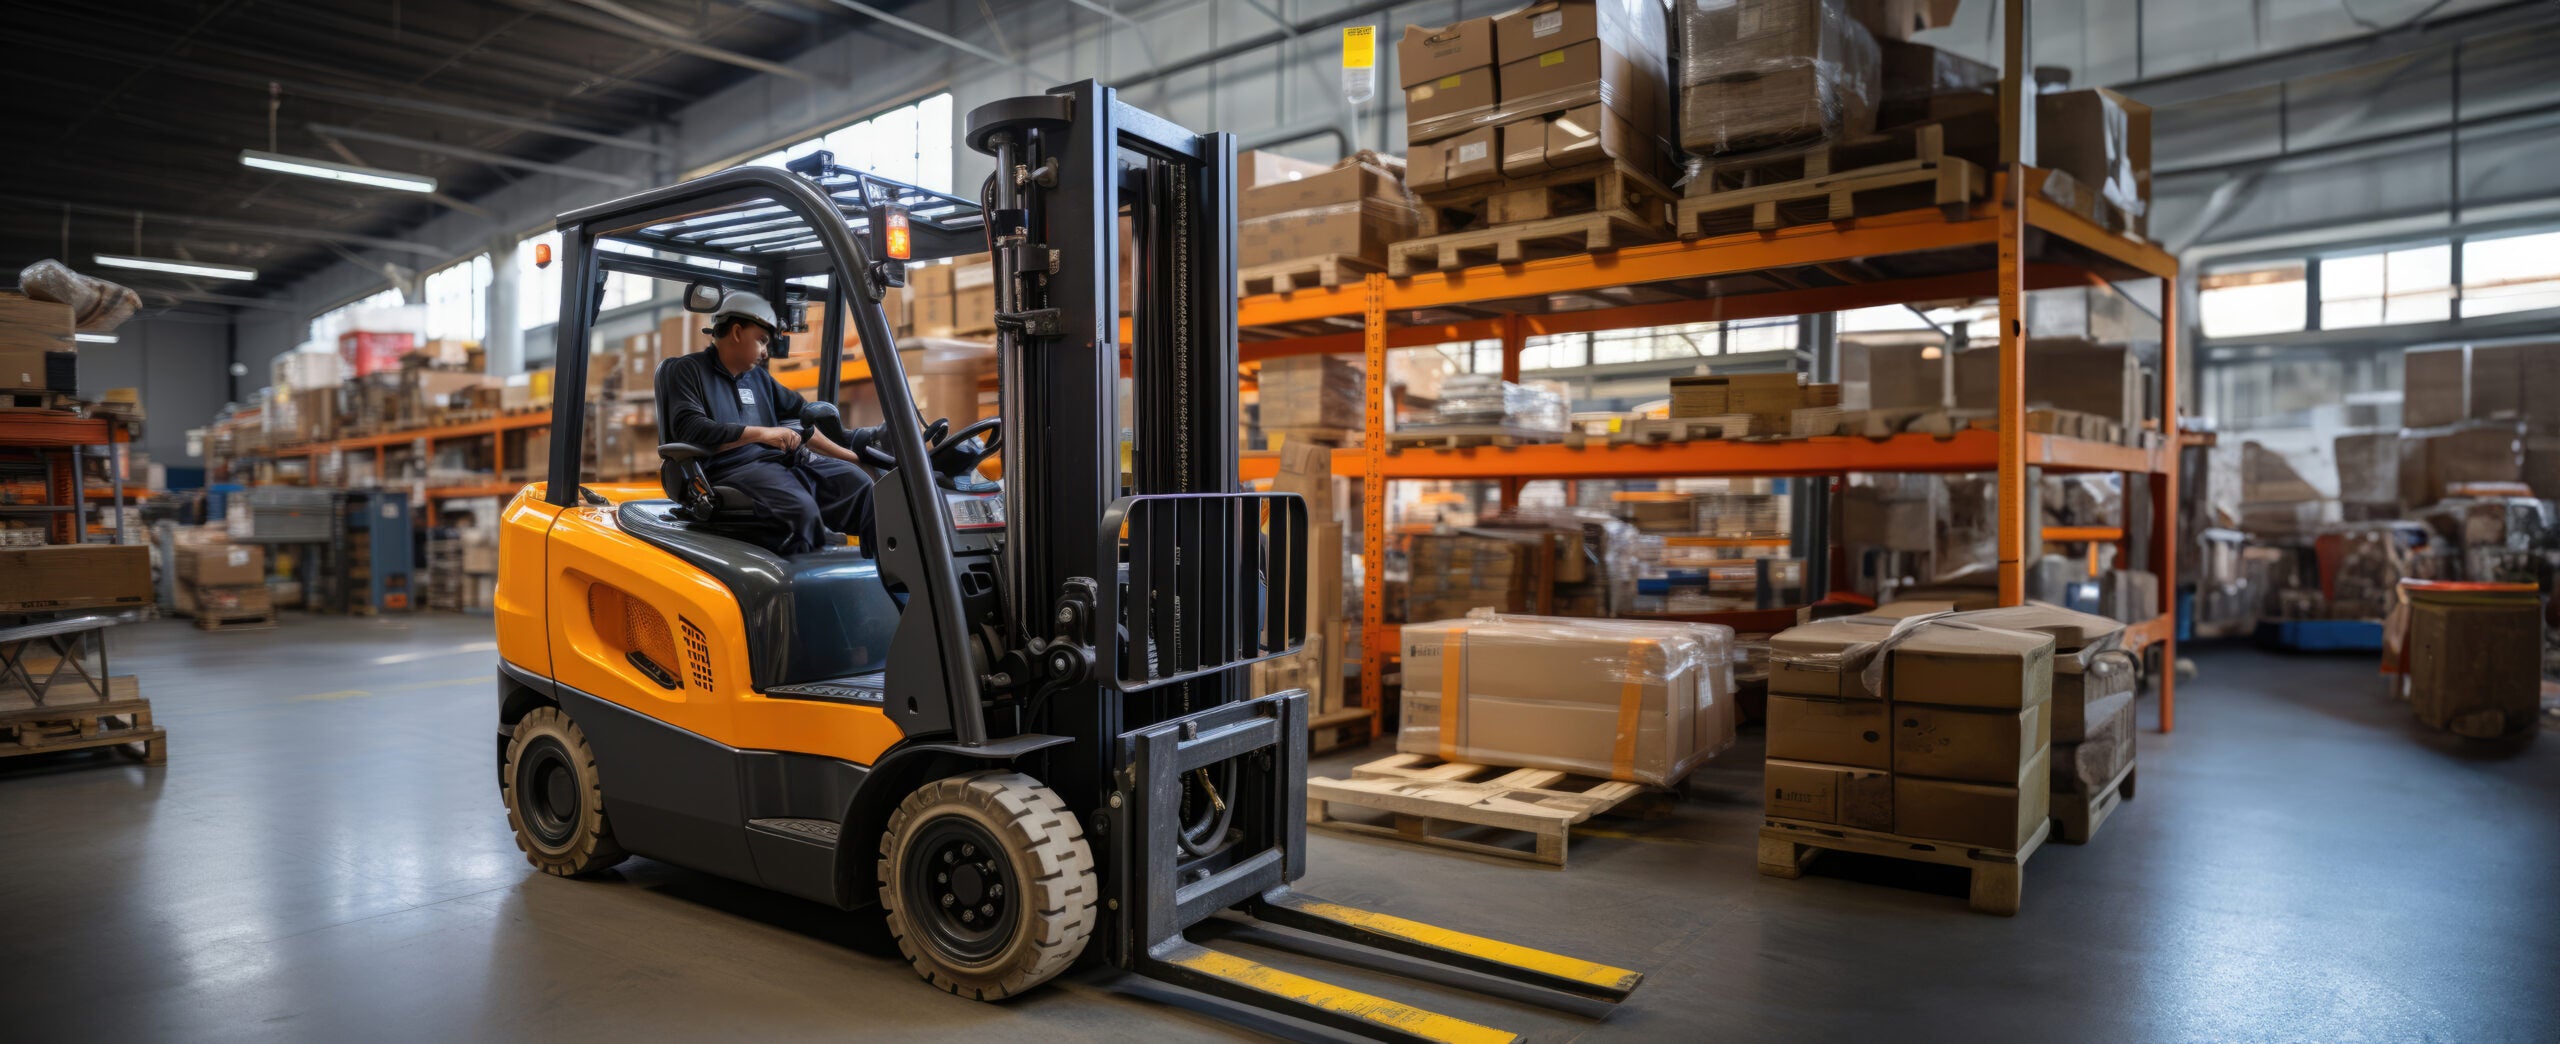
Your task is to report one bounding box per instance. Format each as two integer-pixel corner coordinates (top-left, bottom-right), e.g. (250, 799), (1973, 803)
(711, 291), (778, 334)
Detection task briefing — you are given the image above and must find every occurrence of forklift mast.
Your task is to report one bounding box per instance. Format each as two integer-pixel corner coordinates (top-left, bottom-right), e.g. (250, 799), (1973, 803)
(969, 80), (1313, 969)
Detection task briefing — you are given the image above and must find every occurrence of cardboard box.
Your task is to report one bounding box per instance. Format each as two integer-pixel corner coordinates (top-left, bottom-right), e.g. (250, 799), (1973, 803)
(2036, 88), (2151, 229)
(0, 294), (75, 391)
(1946, 603), (2125, 653)
(2403, 346), (2467, 428)
(1888, 624), (2055, 710)
(1893, 745), (2051, 850)
(1675, 0), (1880, 154)
(1399, 18), (1496, 87)
(1407, 127), (1502, 193)
(2054, 692), (2136, 793)
(2470, 344), (2523, 420)
(1894, 701), (2050, 783)
(1866, 343), (1949, 410)
(1493, 0), (1669, 132)
(1953, 340), (2146, 427)
(1239, 150), (1333, 191)
(1669, 373), (1802, 426)
(0, 544), (152, 612)
(339, 330), (414, 378)
(176, 543), (266, 587)
(1876, 39), (1996, 127)
(1767, 694), (1892, 770)
(1765, 758), (1893, 830)
(2053, 660), (2136, 742)
(2334, 431), (2401, 506)
(1768, 614), (1914, 699)
(1238, 152), (1409, 222)
(1847, 0), (1959, 40)
(1258, 354), (1365, 430)
(1238, 198), (1413, 269)
(1500, 103), (1653, 176)
(1405, 66), (1500, 126)
(1398, 615), (1735, 786)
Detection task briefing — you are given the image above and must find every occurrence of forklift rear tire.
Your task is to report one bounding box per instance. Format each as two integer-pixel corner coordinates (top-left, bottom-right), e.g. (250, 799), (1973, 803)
(878, 772), (1097, 1000)
(502, 706), (629, 877)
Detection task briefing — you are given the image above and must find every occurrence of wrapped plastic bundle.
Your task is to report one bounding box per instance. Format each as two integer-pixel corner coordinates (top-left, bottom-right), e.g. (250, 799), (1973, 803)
(1399, 612), (1737, 786)
(1478, 505), (1645, 616)
(1676, 0), (1881, 155)
(1433, 374), (1569, 432)
(18, 259), (141, 332)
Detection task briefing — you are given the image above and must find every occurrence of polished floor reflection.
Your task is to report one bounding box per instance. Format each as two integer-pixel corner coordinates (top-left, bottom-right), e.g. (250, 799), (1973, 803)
(2, 614), (2553, 1040)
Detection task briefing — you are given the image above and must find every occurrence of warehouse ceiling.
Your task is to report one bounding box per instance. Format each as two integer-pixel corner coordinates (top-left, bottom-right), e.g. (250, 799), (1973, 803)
(0, 0), (934, 315)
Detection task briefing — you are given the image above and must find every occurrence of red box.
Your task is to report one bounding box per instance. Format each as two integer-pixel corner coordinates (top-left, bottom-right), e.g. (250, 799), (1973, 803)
(338, 331), (415, 378)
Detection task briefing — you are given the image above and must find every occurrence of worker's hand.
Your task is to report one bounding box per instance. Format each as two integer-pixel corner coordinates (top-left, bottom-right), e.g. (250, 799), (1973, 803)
(751, 426), (802, 451)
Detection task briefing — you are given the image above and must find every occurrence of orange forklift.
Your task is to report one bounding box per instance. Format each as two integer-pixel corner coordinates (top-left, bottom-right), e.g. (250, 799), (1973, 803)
(492, 80), (1640, 1040)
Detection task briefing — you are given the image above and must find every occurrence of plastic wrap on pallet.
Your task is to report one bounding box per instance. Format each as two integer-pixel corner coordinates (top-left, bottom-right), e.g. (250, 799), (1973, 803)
(1478, 505), (1645, 616)
(1434, 374), (1568, 431)
(1398, 612), (1736, 786)
(1675, 0), (1881, 156)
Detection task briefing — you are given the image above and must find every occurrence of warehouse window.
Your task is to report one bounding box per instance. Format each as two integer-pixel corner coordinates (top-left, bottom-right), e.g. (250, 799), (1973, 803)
(2461, 229), (2560, 317)
(422, 255), (492, 343)
(2198, 261), (2307, 338)
(307, 288), (407, 348)
(2320, 243), (2451, 328)
(515, 230), (656, 332)
(745, 93), (953, 193)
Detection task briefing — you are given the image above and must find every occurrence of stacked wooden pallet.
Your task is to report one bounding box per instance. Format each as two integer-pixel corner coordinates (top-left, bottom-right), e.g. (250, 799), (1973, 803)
(1390, 158), (1678, 277)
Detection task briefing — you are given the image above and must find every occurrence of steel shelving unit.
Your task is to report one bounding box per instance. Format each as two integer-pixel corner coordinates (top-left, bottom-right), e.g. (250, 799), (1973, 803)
(1228, 164), (2182, 735)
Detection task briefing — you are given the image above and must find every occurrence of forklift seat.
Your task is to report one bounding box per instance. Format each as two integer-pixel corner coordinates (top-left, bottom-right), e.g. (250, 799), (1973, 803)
(657, 442), (761, 528)
(616, 500), (899, 691)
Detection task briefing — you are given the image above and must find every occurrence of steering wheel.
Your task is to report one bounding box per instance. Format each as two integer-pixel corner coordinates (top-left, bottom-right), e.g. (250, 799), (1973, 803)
(929, 415), (1004, 476)
(848, 416), (961, 472)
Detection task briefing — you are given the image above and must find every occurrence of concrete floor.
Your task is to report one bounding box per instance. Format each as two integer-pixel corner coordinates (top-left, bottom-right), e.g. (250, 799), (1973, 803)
(4, 613), (2556, 1042)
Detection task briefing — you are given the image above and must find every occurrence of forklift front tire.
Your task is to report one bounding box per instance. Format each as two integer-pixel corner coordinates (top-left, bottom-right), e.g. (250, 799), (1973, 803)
(878, 772), (1097, 1000)
(501, 707), (629, 877)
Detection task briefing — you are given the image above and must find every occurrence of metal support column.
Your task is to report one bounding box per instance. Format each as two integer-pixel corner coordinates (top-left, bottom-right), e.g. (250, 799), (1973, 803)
(1360, 273), (1388, 731)
(1995, 0), (2033, 607)
(1792, 311), (1838, 600)
(1497, 313), (1525, 511)
(2155, 284), (2181, 732)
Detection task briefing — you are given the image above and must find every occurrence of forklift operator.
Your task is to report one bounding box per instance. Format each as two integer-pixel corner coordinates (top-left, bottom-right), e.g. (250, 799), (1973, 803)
(655, 291), (881, 555)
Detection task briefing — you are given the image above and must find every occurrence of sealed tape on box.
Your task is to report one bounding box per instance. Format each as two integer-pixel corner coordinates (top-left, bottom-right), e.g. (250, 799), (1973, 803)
(1398, 613), (1736, 786)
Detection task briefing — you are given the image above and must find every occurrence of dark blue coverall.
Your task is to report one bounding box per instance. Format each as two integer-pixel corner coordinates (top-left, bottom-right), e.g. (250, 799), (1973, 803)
(655, 346), (875, 556)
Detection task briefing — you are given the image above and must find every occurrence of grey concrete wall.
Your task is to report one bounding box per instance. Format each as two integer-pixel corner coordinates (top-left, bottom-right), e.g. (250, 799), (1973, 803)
(74, 311), (234, 468)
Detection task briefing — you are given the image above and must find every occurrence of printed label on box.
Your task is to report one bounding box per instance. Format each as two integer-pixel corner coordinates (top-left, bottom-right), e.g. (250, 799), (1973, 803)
(1531, 11), (1563, 36)
(1457, 141), (1487, 162)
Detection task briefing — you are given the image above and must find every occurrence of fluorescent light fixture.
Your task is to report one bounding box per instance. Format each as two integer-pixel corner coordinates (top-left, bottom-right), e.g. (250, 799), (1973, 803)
(239, 148), (437, 193)
(74, 333), (118, 344)
(94, 254), (258, 281)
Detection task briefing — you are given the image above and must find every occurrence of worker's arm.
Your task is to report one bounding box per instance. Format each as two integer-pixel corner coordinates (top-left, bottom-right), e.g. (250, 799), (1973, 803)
(804, 428), (862, 464)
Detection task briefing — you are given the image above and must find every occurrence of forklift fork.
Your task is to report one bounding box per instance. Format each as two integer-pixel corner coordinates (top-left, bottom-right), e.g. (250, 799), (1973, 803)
(1115, 685), (1640, 1042)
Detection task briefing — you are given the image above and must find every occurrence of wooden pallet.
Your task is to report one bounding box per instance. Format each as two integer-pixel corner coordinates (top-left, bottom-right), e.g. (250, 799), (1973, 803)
(1384, 424), (1580, 451)
(1607, 417), (1752, 445)
(2052, 763), (2136, 844)
(0, 690), (165, 765)
(1238, 254), (1382, 296)
(1308, 706), (1373, 756)
(1263, 425), (1359, 448)
(1758, 817), (2050, 916)
(1840, 406), (1998, 439)
(2026, 408), (2126, 444)
(1389, 208), (1671, 278)
(1308, 753), (1666, 867)
(1415, 157), (1677, 236)
(195, 610), (277, 632)
(1676, 120), (1990, 239)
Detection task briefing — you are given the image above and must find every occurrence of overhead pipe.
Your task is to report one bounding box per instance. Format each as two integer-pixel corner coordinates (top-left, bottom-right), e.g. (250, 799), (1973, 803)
(1108, 0), (1409, 92)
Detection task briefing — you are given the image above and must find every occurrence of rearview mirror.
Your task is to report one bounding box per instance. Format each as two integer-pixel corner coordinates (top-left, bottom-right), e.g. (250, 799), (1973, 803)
(683, 282), (724, 313)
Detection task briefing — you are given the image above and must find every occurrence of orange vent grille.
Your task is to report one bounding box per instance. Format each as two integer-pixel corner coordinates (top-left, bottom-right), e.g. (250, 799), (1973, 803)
(587, 583), (680, 673)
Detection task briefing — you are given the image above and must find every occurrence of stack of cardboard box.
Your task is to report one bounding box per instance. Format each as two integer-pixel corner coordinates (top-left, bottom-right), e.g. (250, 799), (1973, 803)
(1236, 151), (1417, 274)
(1669, 373), (1839, 433)
(1958, 605), (2135, 830)
(2035, 88), (2154, 236)
(1256, 354), (1365, 433)
(2397, 345), (2544, 510)
(1764, 608), (2059, 852)
(908, 255), (995, 339)
(1404, 533), (1533, 623)
(1677, 0), (1881, 157)
(1401, 2), (1674, 197)
(173, 543), (271, 621)
(1399, 614), (1735, 785)
(0, 292), (78, 399)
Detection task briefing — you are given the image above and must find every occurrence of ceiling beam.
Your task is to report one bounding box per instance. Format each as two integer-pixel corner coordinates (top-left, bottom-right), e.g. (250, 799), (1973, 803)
(0, 196), (448, 257)
(515, 0), (829, 86)
(814, 0), (1035, 72)
(246, 0), (699, 104)
(28, 34), (672, 155)
(308, 123), (643, 189)
(2115, 0), (2557, 107)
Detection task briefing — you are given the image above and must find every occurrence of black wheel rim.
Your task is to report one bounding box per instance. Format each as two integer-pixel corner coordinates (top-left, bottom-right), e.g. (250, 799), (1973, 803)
(900, 815), (1017, 965)
(514, 736), (579, 849)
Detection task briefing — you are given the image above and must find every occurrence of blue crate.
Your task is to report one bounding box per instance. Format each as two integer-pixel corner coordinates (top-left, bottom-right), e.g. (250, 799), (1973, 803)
(2253, 619), (2384, 652)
